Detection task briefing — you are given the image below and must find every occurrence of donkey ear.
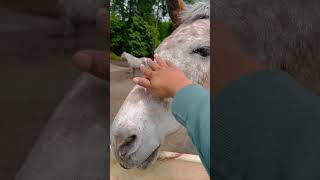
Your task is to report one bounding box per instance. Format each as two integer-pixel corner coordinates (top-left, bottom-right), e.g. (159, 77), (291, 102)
(166, 0), (186, 29)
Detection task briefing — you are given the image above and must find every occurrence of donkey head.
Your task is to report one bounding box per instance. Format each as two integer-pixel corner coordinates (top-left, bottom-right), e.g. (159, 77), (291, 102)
(110, 1), (210, 169)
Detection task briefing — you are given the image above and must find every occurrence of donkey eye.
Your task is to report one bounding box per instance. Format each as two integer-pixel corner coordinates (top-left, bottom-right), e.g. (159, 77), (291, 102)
(192, 47), (210, 57)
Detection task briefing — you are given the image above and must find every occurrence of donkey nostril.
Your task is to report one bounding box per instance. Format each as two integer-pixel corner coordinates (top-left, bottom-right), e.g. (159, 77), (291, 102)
(118, 135), (137, 157)
(121, 135), (136, 148)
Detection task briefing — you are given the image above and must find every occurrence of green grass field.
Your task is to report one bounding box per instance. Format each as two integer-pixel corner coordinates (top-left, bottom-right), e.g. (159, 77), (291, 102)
(111, 52), (121, 61)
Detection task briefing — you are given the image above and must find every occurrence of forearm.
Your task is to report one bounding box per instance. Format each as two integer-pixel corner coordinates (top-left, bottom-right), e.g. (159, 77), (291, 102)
(171, 84), (210, 175)
(214, 70), (320, 180)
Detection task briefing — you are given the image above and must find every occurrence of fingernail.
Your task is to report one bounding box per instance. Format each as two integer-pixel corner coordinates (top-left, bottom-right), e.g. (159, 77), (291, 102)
(133, 77), (139, 84)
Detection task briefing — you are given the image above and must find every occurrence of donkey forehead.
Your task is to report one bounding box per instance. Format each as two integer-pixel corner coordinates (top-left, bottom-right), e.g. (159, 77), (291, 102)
(155, 19), (210, 57)
(155, 19), (210, 89)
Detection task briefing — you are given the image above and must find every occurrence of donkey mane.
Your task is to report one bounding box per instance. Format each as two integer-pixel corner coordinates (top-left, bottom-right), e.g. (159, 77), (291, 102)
(180, 0), (210, 24)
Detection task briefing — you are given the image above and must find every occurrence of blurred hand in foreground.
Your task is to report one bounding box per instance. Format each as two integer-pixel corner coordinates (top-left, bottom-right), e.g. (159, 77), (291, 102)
(72, 8), (108, 81)
(72, 50), (108, 80)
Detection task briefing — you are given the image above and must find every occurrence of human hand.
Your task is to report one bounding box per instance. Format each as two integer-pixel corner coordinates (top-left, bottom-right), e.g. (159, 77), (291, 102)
(71, 8), (108, 81)
(133, 54), (192, 98)
(72, 50), (108, 81)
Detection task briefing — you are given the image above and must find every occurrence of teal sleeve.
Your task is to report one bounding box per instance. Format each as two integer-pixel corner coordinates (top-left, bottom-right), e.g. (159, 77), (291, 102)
(214, 70), (320, 180)
(171, 84), (210, 175)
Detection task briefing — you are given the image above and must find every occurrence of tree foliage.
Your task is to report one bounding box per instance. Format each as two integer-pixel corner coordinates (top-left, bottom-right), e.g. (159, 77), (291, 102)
(110, 12), (125, 55)
(110, 0), (173, 57)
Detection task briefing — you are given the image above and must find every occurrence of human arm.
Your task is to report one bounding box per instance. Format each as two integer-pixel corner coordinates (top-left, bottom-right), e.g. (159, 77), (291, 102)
(171, 84), (210, 174)
(213, 69), (320, 180)
(212, 19), (320, 179)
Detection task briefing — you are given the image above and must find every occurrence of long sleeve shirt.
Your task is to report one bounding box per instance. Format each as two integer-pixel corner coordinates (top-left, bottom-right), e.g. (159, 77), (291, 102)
(214, 70), (320, 180)
(171, 84), (211, 175)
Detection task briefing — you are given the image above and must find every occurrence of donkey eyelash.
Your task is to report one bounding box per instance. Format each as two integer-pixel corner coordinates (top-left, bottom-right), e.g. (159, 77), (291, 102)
(192, 46), (210, 57)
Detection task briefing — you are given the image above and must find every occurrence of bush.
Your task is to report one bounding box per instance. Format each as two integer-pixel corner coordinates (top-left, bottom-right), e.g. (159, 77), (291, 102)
(110, 14), (161, 57)
(110, 12), (125, 56)
(159, 21), (173, 41)
(126, 15), (160, 57)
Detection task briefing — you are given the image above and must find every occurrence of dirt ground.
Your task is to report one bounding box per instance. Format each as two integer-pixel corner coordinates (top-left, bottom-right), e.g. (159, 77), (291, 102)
(0, 4), (105, 180)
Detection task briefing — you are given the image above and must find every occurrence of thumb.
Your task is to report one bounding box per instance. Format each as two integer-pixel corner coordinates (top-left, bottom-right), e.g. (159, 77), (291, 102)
(133, 77), (151, 89)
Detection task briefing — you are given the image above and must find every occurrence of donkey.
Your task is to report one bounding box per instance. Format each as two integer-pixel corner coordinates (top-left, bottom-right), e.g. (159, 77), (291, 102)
(111, 0), (320, 170)
(212, 0), (320, 95)
(120, 52), (150, 77)
(110, 1), (210, 169)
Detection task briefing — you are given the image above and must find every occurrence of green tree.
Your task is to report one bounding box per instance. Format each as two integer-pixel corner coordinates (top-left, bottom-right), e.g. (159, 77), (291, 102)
(110, 12), (125, 55)
(158, 20), (173, 41)
(110, 0), (173, 58)
(127, 15), (160, 57)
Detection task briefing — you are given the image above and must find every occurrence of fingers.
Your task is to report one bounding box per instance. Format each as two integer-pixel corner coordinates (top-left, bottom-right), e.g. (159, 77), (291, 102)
(147, 59), (161, 71)
(165, 60), (176, 67)
(140, 64), (153, 78)
(154, 54), (167, 67)
(133, 77), (151, 89)
(72, 50), (109, 81)
(154, 54), (175, 68)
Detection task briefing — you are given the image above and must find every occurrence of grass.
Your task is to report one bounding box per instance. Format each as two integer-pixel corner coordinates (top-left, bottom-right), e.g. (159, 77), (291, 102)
(111, 52), (121, 61)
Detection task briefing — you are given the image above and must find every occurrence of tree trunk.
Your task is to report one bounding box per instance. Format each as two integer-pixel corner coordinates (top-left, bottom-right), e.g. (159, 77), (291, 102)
(165, 0), (186, 29)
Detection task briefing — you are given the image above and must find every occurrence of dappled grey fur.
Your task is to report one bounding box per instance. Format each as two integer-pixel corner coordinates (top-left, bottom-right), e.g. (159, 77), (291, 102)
(180, 0), (210, 24)
(213, 0), (320, 91)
